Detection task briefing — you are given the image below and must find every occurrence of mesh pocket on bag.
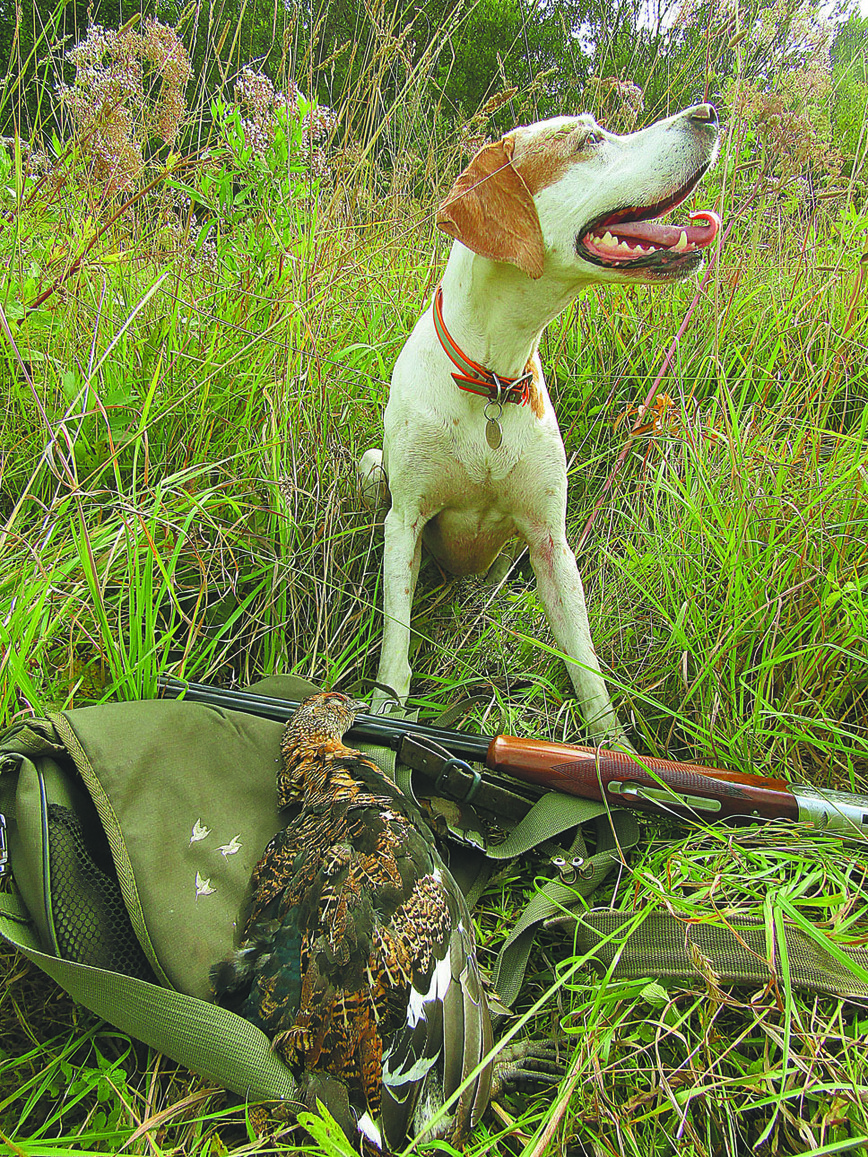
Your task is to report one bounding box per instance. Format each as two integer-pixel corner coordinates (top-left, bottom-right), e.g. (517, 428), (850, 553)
(46, 803), (156, 981)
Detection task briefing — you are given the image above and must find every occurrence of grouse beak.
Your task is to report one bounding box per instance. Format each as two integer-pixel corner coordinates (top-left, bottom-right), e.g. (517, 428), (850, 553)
(346, 698), (370, 717)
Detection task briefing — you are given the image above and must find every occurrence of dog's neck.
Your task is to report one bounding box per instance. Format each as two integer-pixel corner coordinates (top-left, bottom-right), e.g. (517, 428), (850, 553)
(439, 242), (588, 380)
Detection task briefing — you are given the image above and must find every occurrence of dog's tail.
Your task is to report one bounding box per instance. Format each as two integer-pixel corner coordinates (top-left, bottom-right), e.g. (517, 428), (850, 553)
(358, 448), (390, 515)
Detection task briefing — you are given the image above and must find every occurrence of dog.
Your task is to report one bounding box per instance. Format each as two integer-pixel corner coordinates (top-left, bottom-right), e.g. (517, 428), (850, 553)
(360, 104), (720, 746)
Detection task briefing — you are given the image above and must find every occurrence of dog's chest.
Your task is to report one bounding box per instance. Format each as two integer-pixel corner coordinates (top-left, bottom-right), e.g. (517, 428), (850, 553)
(402, 418), (538, 510)
(449, 414), (530, 482)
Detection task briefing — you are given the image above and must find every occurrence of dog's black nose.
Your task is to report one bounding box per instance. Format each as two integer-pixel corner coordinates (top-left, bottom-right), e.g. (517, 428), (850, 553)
(687, 104), (718, 125)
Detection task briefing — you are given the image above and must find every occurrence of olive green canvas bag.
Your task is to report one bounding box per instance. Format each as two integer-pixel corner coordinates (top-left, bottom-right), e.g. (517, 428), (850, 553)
(2, 676), (867, 1106)
(0, 678), (327, 1101)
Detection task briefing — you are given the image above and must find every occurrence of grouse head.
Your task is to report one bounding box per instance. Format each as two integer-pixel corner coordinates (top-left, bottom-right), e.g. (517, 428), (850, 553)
(277, 692), (368, 804)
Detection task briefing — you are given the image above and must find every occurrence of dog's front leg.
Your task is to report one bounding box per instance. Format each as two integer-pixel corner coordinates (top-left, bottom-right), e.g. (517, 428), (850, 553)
(526, 529), (634, 750)
(372, 506), (424, 710)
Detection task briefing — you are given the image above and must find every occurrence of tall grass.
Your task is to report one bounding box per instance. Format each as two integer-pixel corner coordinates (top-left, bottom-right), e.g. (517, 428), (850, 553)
(1, 2), (867, 1154)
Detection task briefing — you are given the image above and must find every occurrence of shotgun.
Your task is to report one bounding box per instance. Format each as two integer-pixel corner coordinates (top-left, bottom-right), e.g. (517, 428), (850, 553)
(155, 676), (868, 836)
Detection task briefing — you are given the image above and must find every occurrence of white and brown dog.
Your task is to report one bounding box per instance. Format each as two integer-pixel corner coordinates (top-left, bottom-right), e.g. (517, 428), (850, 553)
(361, 104), (720, 745)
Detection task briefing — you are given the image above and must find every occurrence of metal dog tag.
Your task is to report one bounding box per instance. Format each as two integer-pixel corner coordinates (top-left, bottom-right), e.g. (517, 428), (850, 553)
(484, 397), (504, 449)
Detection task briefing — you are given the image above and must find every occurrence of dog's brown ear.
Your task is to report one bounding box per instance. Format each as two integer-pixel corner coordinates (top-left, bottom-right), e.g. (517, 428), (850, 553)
(436, 137), (545, 280)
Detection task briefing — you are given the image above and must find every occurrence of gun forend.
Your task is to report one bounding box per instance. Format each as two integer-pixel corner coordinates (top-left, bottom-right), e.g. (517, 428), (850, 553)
(486, 736), (868, 835)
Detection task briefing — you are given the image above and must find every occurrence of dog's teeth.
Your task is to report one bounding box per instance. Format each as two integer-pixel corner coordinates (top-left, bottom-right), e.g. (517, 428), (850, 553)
(634, 245), (647, 254)
(673, 231), (689, 252)
(602, 231), (617, 247)
(618, 240), (633, 252)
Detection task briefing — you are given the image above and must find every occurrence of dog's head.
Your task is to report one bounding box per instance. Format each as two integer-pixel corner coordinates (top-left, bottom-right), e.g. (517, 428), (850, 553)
(437, 105), (720, 284)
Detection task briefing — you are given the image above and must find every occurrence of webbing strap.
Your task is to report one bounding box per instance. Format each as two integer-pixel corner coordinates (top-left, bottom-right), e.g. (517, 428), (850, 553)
(483, 792), (616, 860)
(570, 908), (868, 1000)
(359, 705), (420, 800)
(356, 740), (399, 782)
(0, 892), (301, 1102)
(491, 808), (639, 1007)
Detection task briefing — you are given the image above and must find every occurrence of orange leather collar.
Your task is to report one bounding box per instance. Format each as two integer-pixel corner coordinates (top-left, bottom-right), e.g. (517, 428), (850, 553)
(432, 286), (531, 405)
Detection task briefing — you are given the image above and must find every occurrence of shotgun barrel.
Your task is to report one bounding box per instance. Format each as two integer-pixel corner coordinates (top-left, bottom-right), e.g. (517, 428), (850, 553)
(156, 675), (491, 759)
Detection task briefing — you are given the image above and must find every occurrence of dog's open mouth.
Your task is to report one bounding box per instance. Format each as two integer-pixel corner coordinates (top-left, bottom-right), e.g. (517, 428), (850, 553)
(577, 170), (721, 273)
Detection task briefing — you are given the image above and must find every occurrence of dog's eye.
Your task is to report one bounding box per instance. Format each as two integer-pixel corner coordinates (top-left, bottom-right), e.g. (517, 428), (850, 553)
(577, 130), (603, 152)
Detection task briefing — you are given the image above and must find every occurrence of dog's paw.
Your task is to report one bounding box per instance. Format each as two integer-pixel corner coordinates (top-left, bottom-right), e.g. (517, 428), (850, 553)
(369, 684), (406, 715)
(483, 540), (523, 588)
(608, 735), (638, 756)
(581, 709), (637, 755)
(587, 726), (637, 755)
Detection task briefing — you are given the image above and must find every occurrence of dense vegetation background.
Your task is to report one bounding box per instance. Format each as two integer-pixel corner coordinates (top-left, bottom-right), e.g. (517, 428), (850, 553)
(5, 0), (868, 151)
(1, 0), (867, 1153)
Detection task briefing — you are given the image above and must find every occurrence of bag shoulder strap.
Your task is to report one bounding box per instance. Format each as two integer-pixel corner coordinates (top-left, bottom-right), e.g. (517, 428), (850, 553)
(488, 801), (640, 1007)
(0, 891), (301, 1102)
(565, 907), (868, 1001)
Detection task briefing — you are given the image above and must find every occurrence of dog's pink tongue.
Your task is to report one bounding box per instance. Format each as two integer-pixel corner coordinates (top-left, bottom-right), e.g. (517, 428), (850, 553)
(615, 210), (721, 249)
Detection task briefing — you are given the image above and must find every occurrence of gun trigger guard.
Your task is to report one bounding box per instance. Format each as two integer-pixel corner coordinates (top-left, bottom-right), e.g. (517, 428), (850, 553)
(435, 758), (482, 803)
(397, 731), (536, 821)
